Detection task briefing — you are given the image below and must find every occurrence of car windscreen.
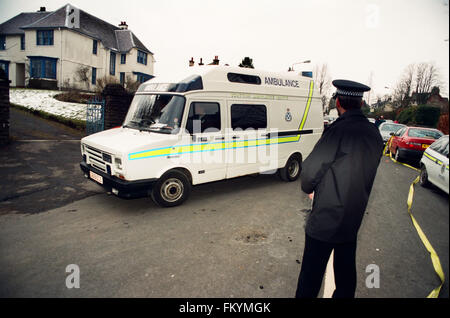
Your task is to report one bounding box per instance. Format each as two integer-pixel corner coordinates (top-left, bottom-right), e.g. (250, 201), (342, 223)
(407, 128), (443, 139)
(123, 94), (185, 134)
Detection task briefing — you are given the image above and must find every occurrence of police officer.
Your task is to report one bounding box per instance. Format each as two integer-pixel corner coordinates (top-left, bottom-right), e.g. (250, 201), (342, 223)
(295, 79), (384, 298)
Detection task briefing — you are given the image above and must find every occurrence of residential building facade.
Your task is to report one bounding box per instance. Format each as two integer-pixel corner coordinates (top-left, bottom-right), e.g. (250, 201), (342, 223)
(0, 4), (154, 91)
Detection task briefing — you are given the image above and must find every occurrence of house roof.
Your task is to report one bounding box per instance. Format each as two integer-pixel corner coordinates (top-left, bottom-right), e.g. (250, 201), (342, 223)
(0, 4), (152, 54)
(0, 11), (51, 35)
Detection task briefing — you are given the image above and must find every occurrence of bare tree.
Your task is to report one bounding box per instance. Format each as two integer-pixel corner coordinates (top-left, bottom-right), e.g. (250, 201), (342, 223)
(411, 62), (442, 105)
(75, 65), (90, 91)
(415, 62), (440, 95)
(313, 63), (332, 113)
(393, 63), (415, 108)
(366, 71), (374, 106)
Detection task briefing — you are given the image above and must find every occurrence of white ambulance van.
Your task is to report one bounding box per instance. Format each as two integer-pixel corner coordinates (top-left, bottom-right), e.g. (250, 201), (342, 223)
(80, 66), (323, 206)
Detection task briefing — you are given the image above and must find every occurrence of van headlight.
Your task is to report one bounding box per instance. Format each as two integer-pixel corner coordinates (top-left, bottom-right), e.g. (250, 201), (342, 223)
(114, 157), (123, 170)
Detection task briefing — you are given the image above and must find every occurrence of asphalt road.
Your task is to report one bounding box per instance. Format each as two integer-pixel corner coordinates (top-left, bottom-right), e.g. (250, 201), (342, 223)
(0, 158), (448, 298)
(0, 110), (448, 298)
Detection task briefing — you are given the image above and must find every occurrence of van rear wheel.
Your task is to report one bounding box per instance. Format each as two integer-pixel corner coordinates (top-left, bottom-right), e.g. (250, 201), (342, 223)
(151, 170), (191, 207)
(278, 154), (302, 182)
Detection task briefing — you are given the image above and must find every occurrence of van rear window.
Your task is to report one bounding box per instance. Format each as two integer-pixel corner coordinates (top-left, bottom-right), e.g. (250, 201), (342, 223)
(227, 73), (261, 85)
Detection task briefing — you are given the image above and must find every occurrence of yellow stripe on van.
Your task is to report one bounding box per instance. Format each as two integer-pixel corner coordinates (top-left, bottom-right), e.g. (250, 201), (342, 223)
(129, 81), (315, 160)
(298, 80), (315, 132)
(129, 134), (308, 160)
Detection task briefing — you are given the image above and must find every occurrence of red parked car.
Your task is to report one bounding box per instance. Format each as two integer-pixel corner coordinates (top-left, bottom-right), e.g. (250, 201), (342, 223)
(388, 126), (444, 162)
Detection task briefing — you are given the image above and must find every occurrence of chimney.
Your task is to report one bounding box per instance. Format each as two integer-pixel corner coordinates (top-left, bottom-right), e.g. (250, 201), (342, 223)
(212, 56), (219, 65)
(189, 57), (195, 67)
(38, 7), (46, 12)
(119, 21), (128, 30)
(198, 58), (204, 66)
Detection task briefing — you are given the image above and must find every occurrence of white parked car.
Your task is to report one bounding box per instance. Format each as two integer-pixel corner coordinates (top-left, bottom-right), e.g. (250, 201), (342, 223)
(378, 122), (406, 143)
(419, 135), (449, 194)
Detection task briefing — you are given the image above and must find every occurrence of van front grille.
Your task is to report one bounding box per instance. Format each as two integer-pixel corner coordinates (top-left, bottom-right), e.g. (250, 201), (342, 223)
(86, 146), (111, 173)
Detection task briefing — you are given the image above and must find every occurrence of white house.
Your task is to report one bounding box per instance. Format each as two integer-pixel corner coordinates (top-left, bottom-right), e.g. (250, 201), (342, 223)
(0, 4), (154, 90)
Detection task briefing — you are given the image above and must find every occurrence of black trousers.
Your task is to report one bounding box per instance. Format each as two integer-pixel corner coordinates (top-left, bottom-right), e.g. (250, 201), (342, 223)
(295, 233), (357, 298)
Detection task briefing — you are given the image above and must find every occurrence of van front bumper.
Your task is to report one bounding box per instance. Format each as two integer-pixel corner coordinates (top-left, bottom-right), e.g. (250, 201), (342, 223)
(80, 162), (157, 198)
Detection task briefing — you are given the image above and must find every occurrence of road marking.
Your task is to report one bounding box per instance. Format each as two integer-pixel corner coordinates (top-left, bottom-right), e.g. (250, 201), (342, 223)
(323, 250), (335, 298)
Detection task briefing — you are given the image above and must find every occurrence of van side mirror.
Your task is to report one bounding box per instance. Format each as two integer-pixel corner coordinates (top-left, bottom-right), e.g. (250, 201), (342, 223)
(389, 132), (395, 136)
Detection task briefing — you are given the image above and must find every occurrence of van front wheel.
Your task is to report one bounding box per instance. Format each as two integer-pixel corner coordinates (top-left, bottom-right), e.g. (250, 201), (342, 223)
(278, 155), (302, 182)
(151, 170), (191, 207)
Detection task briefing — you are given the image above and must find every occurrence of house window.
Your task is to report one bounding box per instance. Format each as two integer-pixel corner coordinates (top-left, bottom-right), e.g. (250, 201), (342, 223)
(20, 35), (25, 50)
(0, 60), (9, 78)
(0, 35), (5, 50)
(92, 67), (97, 85)
(93, 40), (97, 55)
(121, 54), (126, 64)
(110, 52), (116, 75)
(29, 57), (57, 79)
(36, 30), (54, 45)
(120, 72), (125, 85)
(137, 50), (147, 65)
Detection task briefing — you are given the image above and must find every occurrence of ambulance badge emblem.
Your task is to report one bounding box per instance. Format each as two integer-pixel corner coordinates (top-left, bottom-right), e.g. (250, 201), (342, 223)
(285, 109), (292, 122)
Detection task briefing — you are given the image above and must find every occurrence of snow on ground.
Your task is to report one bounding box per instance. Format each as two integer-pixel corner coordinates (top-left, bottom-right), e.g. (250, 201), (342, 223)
(10, 88), (88, 121)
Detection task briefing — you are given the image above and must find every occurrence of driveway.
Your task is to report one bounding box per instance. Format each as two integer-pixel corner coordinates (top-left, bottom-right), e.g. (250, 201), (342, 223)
(0, 107), (102, 215)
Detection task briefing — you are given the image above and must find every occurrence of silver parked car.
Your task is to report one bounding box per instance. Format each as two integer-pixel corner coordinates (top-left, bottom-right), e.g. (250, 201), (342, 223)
(378, 122), (406, 143)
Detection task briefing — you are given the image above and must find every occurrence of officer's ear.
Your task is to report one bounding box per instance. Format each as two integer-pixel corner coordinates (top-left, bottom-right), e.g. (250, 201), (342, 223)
(335, 97), (341, 109)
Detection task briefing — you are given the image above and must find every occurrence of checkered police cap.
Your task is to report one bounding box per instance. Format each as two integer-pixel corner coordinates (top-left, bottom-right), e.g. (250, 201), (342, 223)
(332, 79), (370, 98)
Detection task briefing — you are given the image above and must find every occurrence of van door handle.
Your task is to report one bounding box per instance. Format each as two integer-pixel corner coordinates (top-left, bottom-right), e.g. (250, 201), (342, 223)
(199, 137), (208, 142)
(232, 136), (240, 139)
(215, 136), (225, 140)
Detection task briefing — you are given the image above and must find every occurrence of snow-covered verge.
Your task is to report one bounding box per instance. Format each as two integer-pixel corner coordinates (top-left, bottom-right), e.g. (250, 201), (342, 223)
(10, 88), (87, 121)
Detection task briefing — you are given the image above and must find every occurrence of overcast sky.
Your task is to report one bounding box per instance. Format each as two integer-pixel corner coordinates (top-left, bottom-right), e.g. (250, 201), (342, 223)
(1, 0), (449, 101)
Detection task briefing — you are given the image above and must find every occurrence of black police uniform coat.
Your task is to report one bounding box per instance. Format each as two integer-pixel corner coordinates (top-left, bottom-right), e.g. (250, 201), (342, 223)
(301, 108), (384, 244)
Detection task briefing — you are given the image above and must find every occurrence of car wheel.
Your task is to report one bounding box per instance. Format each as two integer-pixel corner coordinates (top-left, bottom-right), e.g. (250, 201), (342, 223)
(419, 166), (431, 188)
(394, 148), (401, 162)
(151, 170), (191, 207)
(278, 154), (302, 182)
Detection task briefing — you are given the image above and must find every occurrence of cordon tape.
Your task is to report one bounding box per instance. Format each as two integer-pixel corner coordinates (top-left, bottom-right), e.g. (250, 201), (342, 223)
(383, 137), (445, 298)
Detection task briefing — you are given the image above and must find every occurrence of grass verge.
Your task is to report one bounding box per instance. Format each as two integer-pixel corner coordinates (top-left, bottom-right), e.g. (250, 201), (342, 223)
(11, 103), (86, 131)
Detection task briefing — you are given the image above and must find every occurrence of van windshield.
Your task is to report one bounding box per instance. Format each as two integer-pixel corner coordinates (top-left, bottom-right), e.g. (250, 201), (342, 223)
(123, 94), (185, 134)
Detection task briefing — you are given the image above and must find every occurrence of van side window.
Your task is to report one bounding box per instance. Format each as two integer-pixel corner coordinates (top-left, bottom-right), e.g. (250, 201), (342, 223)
(430, 137), (449, 155)
(231, 104), (267, 130)
(227, 73), (261, 85)
(186, 102), (221, 134)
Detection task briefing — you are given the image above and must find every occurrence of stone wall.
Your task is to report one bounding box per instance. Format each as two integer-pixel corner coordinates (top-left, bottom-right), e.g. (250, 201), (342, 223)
(102, 84), (133, 130)
(0, 69), (10, 145)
